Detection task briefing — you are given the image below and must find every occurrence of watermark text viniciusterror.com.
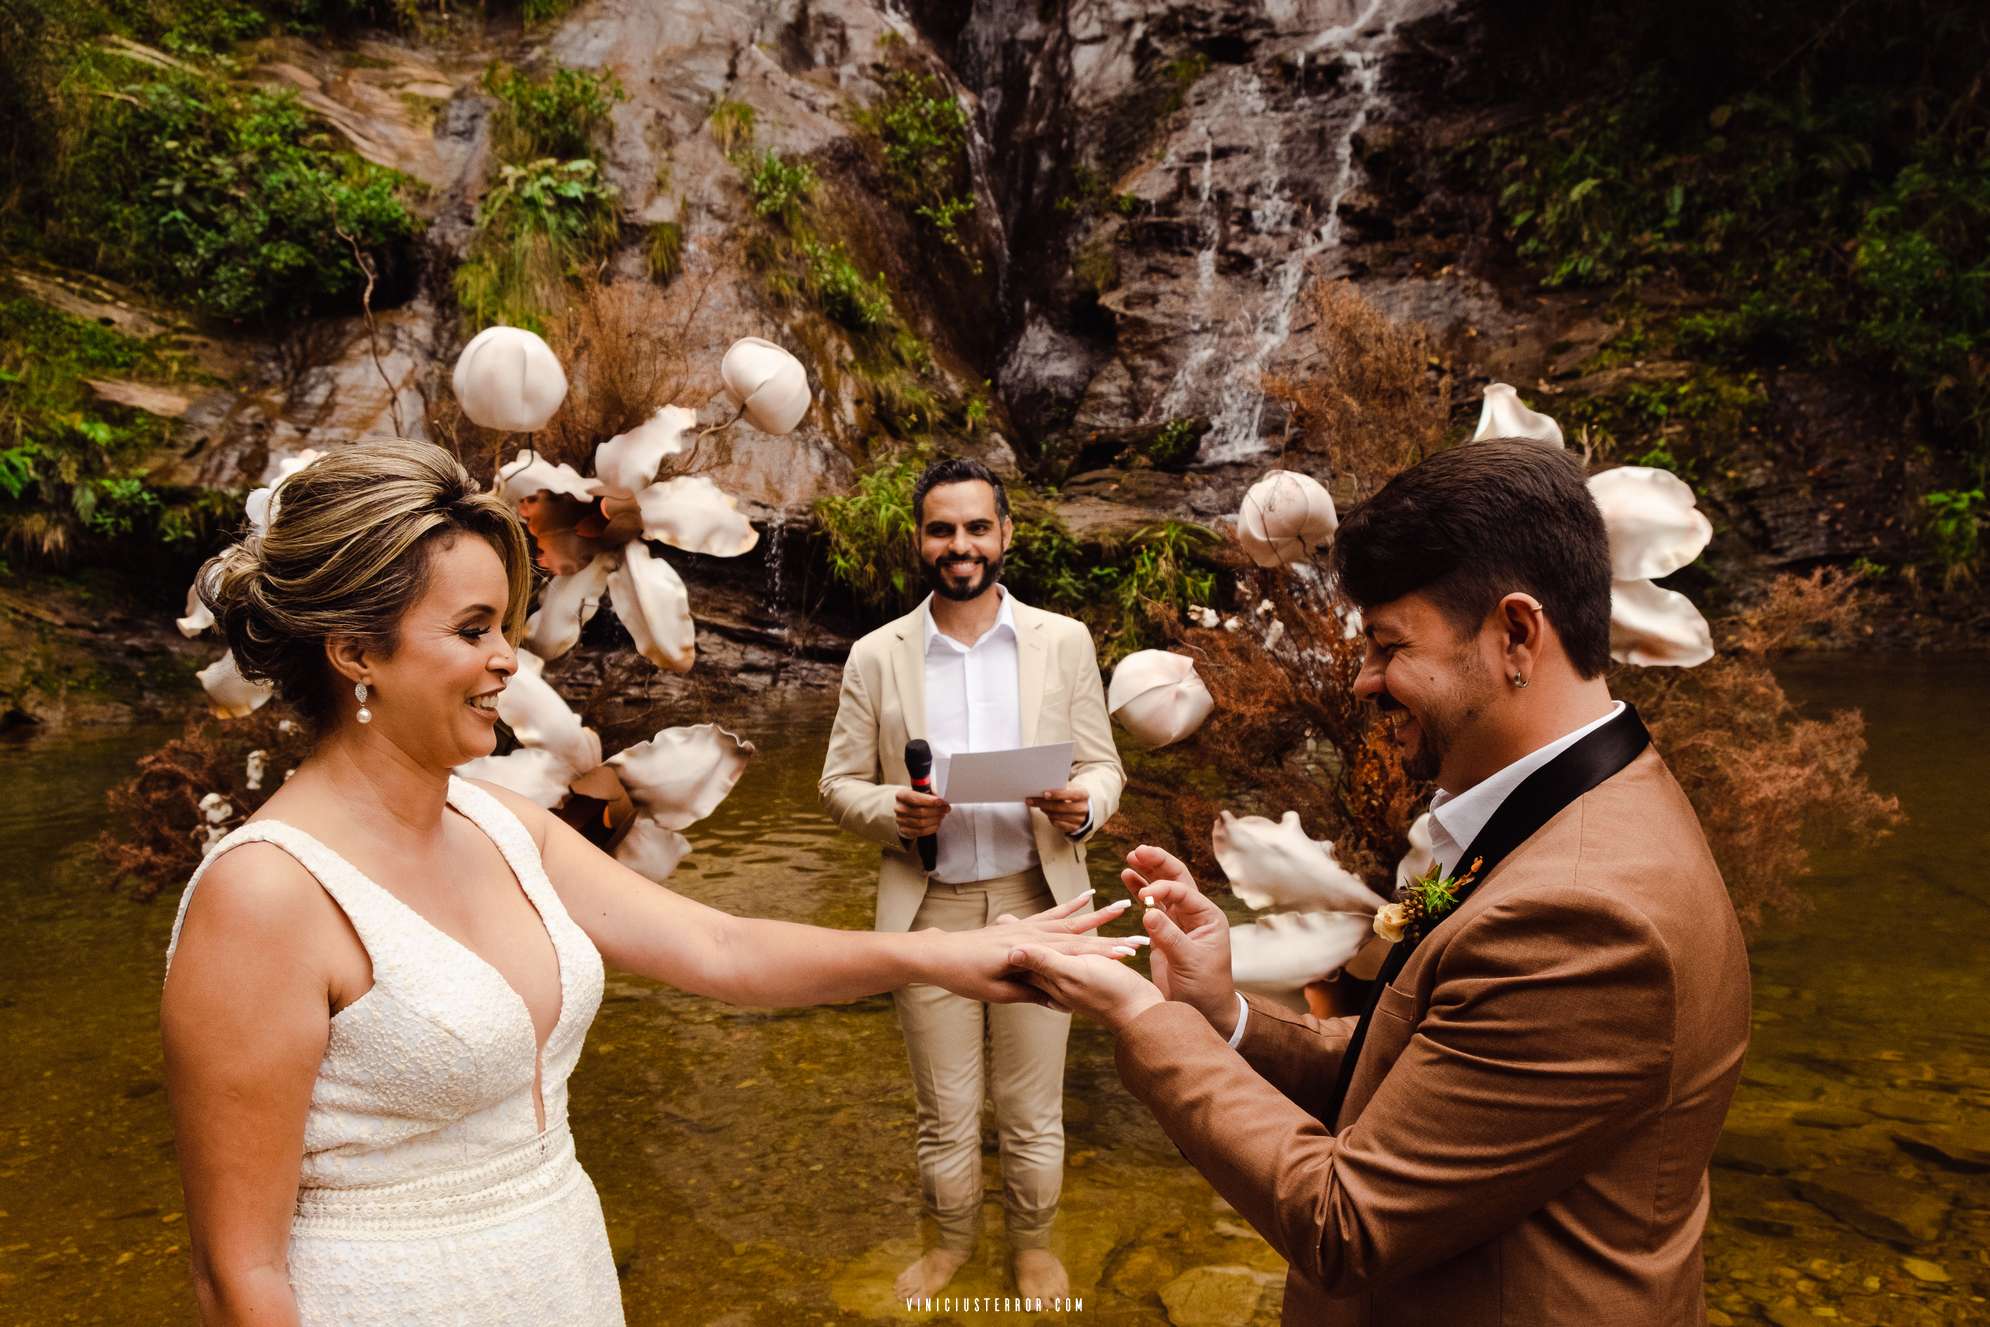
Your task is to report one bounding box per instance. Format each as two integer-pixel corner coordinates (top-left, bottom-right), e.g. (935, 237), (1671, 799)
(903, 1295), (1083, 1314)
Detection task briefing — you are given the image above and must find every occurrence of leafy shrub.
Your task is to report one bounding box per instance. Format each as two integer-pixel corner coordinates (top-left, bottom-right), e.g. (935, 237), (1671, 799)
(862, 69), (976, 260)
(743, 150), (816, 232)
(46, 65), (417, 323)
(1923, 488), (1983, 583)
(484, 63), (622, 161)
(453, 157), (619, 332)
(801, 240), (894, 333)
(815, 456), (922, 610)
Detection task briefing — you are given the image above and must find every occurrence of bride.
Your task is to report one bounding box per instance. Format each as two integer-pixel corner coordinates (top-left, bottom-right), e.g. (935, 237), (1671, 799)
(160, 441), (1138, 1325)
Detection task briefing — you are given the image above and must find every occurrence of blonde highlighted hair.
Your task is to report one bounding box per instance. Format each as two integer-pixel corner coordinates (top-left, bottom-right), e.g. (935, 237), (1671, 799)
(197, 440), (532, 733)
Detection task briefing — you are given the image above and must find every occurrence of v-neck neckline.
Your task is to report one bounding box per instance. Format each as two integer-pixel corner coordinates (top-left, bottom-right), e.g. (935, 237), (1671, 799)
(250, 781), (568, 1127)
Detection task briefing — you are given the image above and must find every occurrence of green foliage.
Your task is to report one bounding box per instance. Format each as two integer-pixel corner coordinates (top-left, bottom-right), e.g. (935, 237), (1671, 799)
(1009, 516), (1219, 663)
(0, 291), (219, 564)
(39, 62), (417, 323)
(861, 69), (977, 263)
(484, 62), (622, 161)
(454, 157), (619, 331)
(744, 150), (817, 231)
(800, 240), (894, 333)
(1138, 417), (1203, 469)
(814, 456), (922, 609)
(1466, 0), (1990, 467)
(1923, 488), (1983, 581)
(1162, 52), (1210, 114)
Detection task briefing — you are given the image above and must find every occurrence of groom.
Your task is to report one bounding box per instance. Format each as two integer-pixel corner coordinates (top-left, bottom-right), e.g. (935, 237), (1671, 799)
(1010, 440), (1751, 1324)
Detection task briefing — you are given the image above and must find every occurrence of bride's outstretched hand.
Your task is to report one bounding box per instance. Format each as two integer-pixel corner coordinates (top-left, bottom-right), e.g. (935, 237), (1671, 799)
(923, 892), (1147, 1006)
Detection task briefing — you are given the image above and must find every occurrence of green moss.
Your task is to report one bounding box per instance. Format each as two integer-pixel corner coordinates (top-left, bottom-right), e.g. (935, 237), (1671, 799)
(0, 289), (227, 566)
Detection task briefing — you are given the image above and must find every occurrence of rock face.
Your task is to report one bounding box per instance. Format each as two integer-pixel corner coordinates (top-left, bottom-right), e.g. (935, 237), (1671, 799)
(1794, 1171), (1951, 1247)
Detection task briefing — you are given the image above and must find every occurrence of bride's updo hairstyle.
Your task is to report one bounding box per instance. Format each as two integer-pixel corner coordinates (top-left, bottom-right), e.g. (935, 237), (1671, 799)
(197, 440), (532, 734)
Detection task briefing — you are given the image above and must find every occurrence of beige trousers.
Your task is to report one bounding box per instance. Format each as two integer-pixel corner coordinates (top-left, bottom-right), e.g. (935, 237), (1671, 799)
(893, 868), (1071, 1252)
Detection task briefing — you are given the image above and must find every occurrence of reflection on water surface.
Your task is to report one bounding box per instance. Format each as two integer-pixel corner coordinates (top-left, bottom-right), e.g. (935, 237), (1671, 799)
(0, 660), (1982, 1323)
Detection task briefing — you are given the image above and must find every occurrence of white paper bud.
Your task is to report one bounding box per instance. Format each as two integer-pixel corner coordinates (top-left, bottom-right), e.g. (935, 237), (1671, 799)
(1237, 470), (1338, 568)
(720, 337), (810, 435)
(452, 326), (568, 432)
(1107, 650), (1215, 749)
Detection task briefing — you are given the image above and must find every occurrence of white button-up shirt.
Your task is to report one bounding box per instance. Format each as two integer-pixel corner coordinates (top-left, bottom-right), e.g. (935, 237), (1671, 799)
(922, 589), (1038, 883)
(1225, 699), (1627, 1049)
(1425, 700), (1625, 878)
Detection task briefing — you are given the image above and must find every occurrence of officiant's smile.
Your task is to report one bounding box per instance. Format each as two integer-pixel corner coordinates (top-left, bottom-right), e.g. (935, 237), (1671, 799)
(919, 481), (1009, 602)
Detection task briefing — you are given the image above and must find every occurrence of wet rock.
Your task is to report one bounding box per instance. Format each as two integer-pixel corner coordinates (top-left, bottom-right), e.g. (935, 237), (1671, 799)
(1764, 1305), (1826, 1327)
(1792, 1105), (1869, 1130)
(1794, 1172), (1950, 1246)
(1862, 1095), (1949, 1125)
(1889, 1125), (1990, 1173)
(1159, 1264), (1270, 1327)
(1900, 1257), (1949, 1283)
(1714, 1125), (1802, 1175)
(1104, 1242), (1178, 1297)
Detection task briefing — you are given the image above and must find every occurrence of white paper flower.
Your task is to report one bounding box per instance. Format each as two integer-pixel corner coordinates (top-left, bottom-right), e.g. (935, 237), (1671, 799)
(1468, 386), (1715, 668)
(1106, 650), (1214, 749)
(244, 750), (267, 792)
(456, 650), (753, 880)
(1237, 470), (1338, 568)
(1471, 382), (1565, 449)
(720, 337), (811, 435)
(1231, 910), (1378, 1000)
(453, 326), (568, 432)
(499, 404), (762, 673)
(197, 651), (271, 719)
(1211, 810), (1391, 913)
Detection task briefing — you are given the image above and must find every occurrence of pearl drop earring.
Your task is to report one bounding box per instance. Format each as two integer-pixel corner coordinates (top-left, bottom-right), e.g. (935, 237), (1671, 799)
(355, 679), (372, 724)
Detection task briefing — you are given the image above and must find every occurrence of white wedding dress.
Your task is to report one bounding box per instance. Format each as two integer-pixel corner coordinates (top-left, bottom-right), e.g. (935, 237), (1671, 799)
(165, 776), (625, 1325)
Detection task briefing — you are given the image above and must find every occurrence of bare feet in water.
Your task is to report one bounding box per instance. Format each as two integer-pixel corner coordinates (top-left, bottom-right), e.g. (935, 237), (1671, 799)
(1014, 1248), (1069, 1300)
(894, 1247), (970, 1300)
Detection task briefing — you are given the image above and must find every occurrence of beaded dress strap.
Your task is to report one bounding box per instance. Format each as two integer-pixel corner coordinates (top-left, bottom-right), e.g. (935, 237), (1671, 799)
(165, 820), (404, 983)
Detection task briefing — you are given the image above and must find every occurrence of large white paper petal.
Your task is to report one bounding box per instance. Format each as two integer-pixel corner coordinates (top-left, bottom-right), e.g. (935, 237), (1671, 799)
(613, 819), (693, 881)
(1237, 470), (1338, 568)
(607, 723), (755, 830)
(1471, 382), (1565, 448)
(1587, 465), (1714, 581)
(605, 542), (696, 672)
(493, 651), (601, 776)
(720, 337), (811, 435)
(177, 575), (214, 638)
(1394, 811), (1438, 895)
(593, 405), (695, 498)
(1106, 649), (1214, 748)
(524, 554), (613, 661)
(635, 475), (760, 557)
(197, 651), (272, 719)
(496, 450), (596, 509)
(245, 448), (324, 534)
(456, 746), (580, 808)
(1211, 810), (1391, 913)
(1231, 911), (1378, 998)
(452, 326), (567, 432)
(1610, 577), (1714, 667)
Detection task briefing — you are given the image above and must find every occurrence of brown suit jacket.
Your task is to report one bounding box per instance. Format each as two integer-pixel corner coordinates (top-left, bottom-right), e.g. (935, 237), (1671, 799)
(1116, 748), (1750, 1326)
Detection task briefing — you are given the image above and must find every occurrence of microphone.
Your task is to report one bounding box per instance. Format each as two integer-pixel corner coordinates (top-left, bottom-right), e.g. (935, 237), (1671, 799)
(905, 739), (938, 873)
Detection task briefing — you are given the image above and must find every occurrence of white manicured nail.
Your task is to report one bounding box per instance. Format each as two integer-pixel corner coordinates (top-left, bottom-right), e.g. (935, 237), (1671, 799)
(1112, 947), (1135, 957)
(1106, 899), (1131, 910)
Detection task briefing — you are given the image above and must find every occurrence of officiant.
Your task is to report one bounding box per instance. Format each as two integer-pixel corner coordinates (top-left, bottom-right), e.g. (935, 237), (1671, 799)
(818, 456), (1125, 1303)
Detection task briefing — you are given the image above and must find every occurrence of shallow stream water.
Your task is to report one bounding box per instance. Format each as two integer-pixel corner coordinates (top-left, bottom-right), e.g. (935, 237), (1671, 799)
(0, 656), (1982, 1324)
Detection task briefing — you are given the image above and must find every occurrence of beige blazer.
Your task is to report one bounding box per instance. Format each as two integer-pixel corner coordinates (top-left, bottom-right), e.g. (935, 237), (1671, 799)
(818, 596), (1126, 933)
(1114, 748), (1751, 1326)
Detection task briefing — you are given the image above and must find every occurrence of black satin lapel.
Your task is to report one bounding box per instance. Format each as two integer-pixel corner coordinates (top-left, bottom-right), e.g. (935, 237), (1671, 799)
(1321, 705), (1652, 1128)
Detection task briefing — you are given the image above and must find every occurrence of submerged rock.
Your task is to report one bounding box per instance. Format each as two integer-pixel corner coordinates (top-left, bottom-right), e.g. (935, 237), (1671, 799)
(1793, 1172), (1951, 1246)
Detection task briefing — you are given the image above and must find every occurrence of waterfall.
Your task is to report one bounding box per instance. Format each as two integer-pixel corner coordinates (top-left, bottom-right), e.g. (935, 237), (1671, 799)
(761, 513), (788, 621)
(1156, 0), (1430, 466)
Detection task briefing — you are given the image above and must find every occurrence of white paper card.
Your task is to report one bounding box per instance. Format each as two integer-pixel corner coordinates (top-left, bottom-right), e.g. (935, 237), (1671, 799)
(935, 742), (1074, 804)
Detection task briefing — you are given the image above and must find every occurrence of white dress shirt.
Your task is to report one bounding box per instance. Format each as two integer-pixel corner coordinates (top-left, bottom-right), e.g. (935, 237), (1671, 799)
(923, 589), (1038, 884)
(1224, 699), (1627, 1049)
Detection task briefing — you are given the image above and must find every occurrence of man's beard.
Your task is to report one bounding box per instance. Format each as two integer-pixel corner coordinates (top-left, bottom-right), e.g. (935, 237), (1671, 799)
(924, 550), (1003, 602)
(1384, 649), (1491, 783)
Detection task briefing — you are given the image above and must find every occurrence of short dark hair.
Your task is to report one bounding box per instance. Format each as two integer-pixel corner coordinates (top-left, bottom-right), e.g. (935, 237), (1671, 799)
(912, 457), (1009, 526)
(1329, 440), (1613, 677)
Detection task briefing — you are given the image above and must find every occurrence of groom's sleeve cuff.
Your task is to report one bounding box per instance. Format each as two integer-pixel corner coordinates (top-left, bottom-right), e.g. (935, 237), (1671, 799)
(1225, 992), (1249, 1048)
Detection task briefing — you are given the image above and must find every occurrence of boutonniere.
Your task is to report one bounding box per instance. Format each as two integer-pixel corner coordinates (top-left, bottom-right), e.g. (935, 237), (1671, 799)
(1373, 856), (1483, 943)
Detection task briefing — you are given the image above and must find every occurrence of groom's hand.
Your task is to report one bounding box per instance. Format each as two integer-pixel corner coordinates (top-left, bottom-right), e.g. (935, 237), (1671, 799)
(922, 893), (1145, 1004)
(1005, 945), (1165, 1030)
(1123, 845), (1239, 1038)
